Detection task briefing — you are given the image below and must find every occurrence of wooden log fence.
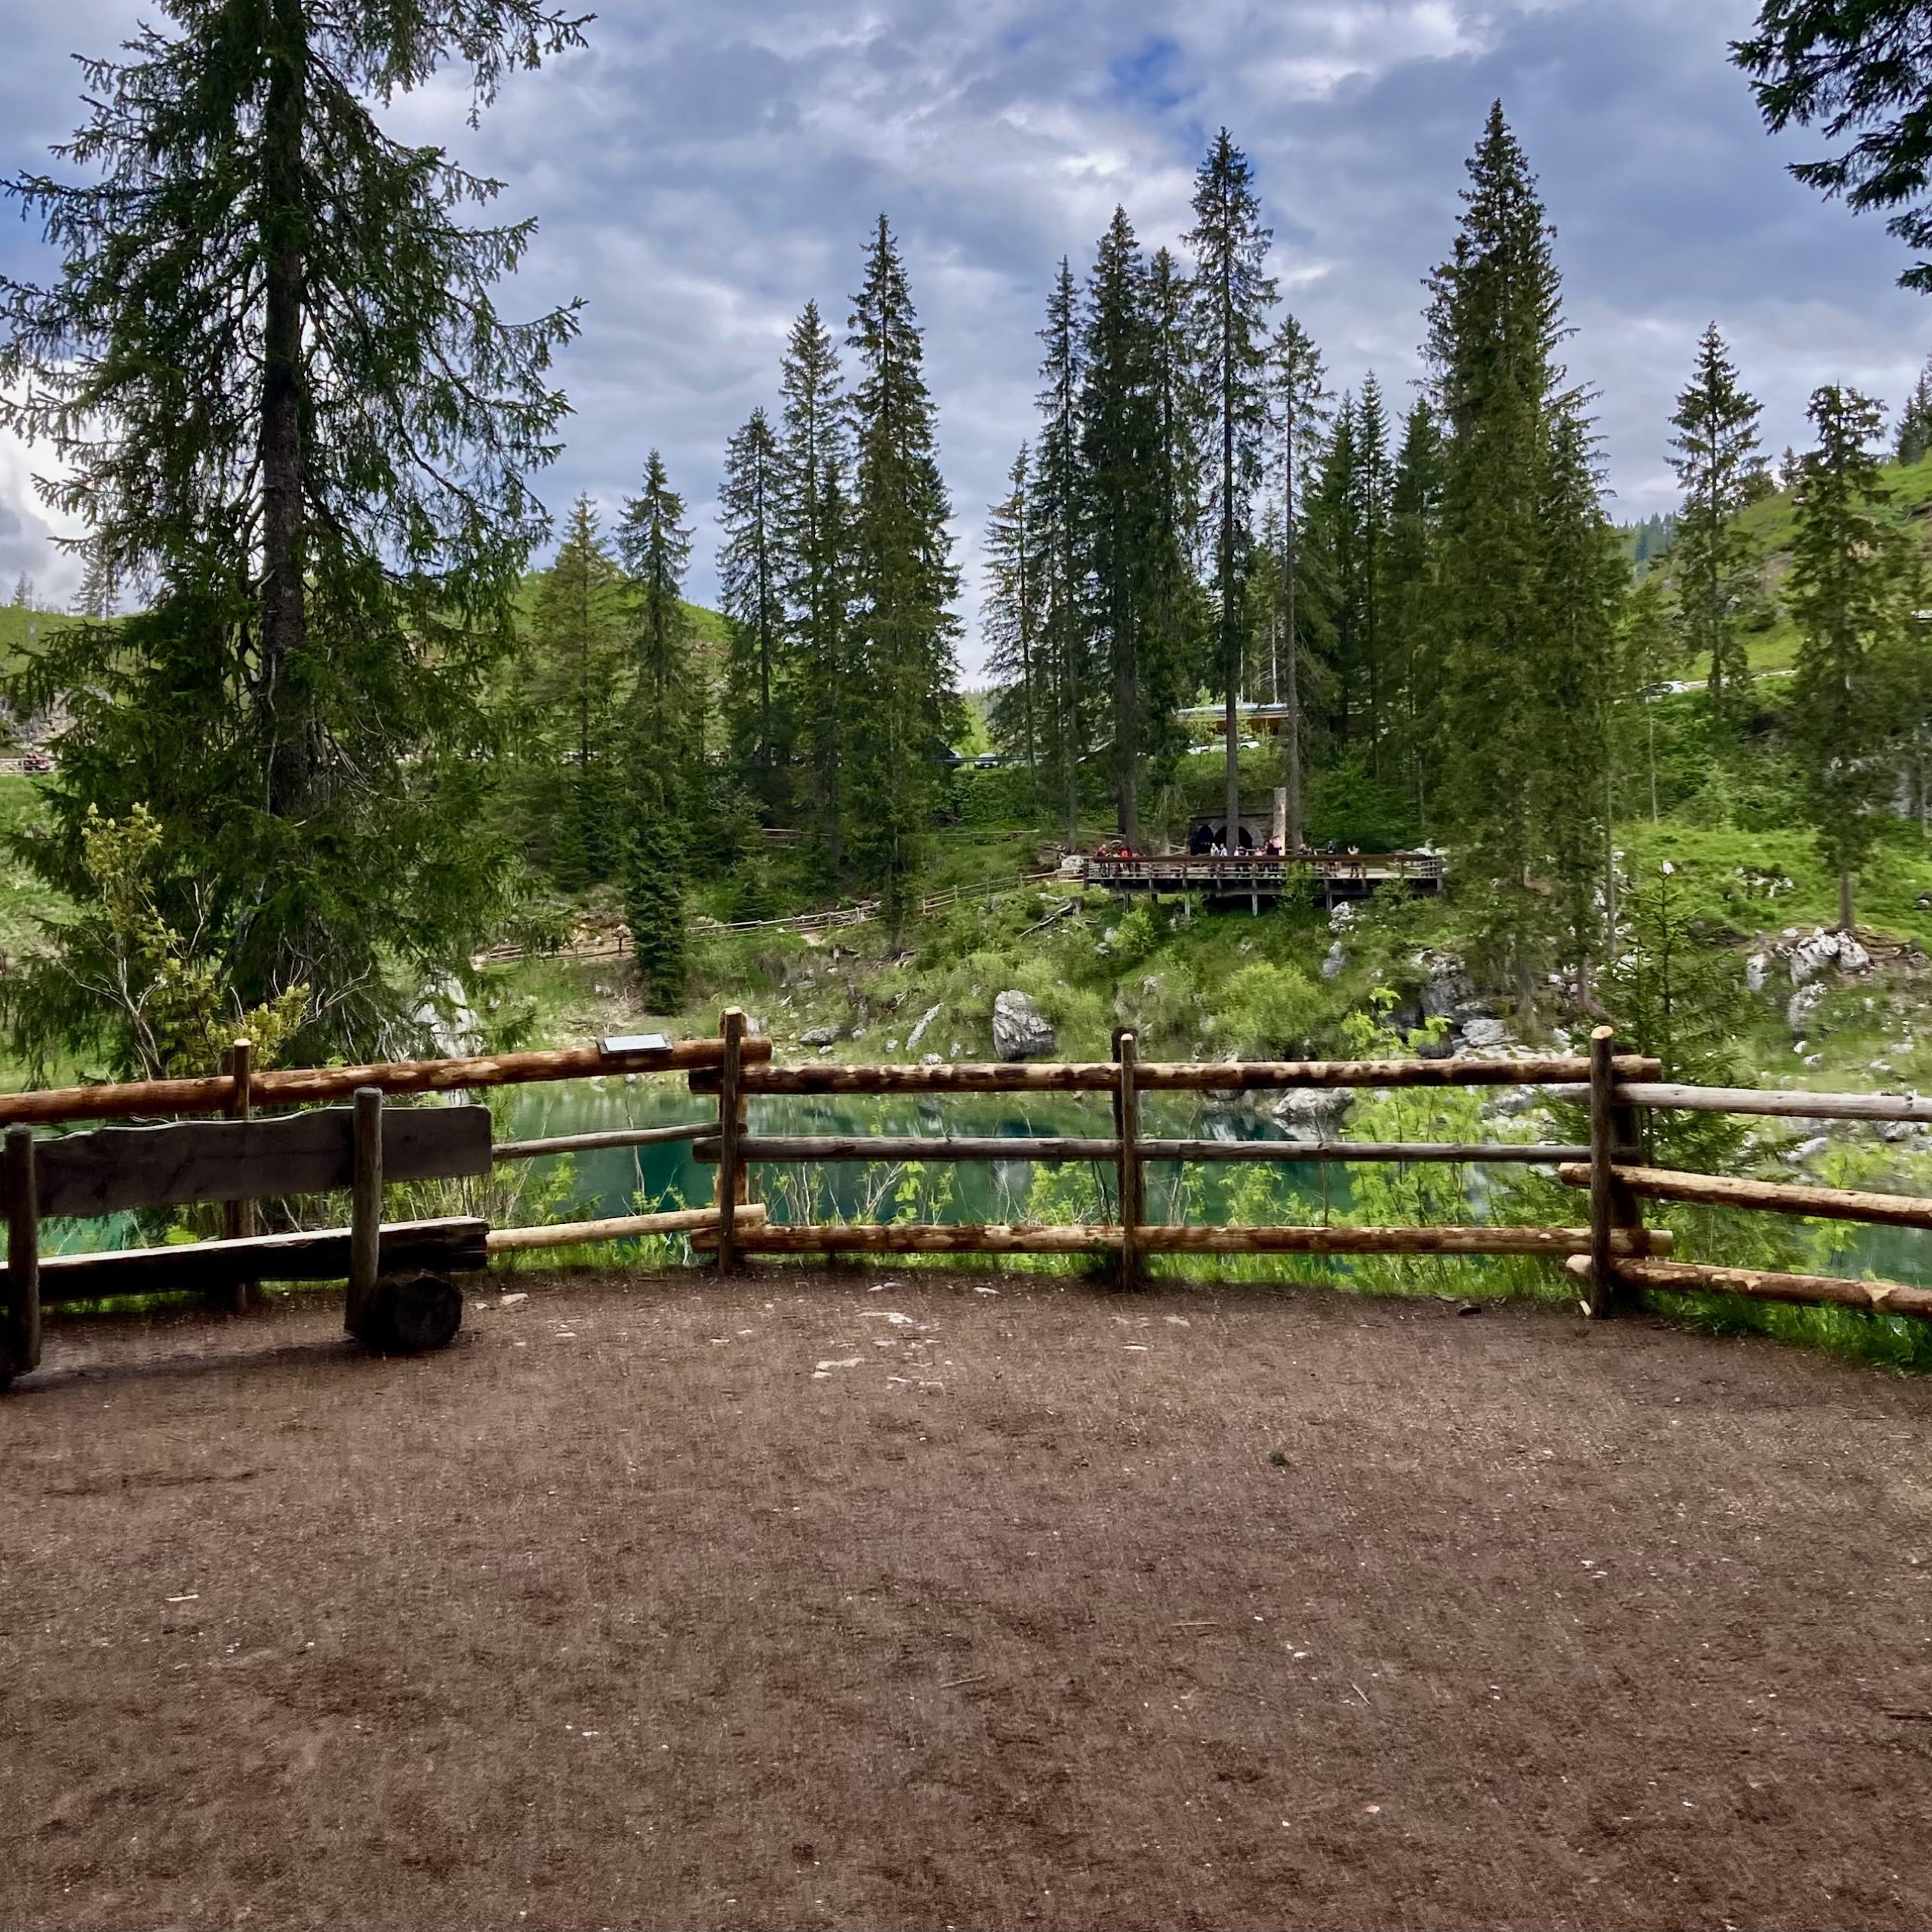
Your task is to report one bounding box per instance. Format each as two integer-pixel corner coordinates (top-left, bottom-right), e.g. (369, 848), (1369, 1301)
(10, 1004), (1932, 1386)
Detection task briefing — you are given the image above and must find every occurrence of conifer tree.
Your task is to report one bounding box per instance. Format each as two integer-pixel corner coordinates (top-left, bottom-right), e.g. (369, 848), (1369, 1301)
(1187, 130), (1278, 846)
(1382, 397), (1444, 827)
(617, 450), (696, 752)
(1669, 324), (1764, 730)
(624, 764), (688, 1011)
(1035, 257), (1090, 840)
(1080, 206), (1172, 846)
(1354, 374), (1392, 763)
(525, 494), (626, 887)
(1620, 574), (1682, 823)
(0, 0), (583, 1061)
(844, 216), (961, 930)
(1306, 395), (1362, 749)
(1899, 357), (1932, 464)
(1788, 384), (1921, 930)
(775, 302), (851, 872)
(1426, 103), (1568, 986)
(69, 552), (118, 620)
(718, 408), (789, 815)
(1267, 313), (1328, 853)
(983, 446), (1044, 780)
(1531, 405), (1625, 990)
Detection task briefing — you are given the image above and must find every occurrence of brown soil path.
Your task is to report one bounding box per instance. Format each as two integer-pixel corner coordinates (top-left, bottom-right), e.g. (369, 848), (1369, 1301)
(4, 1272), (1930, 1930)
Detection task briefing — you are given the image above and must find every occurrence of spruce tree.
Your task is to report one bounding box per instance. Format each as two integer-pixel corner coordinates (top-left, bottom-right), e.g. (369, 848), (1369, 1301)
(1531, 405), (1625, 990)
(718, 408), (789, 816)
(1186, 130), (1278, 847)
(1080, 206), (1164, 846)
(777, 301), (851, 872)
(525, 494), (627, 887)
(1669, 323), (1764, 731)
(1425, 103), (1567, 987)
(0, 0), (583, 1062)
(1382, 397), (1444, 828)
(623, 764), (688, 1011)
(1899, 358), (1932, 464)
(844, 216), (961, 931)
(1035, 257), (1090, 841)
(617, 450), (696, 752)
(1267, 313), (1328, 853)
(1787, 384), (1921, 931)
(983, 446), (1044, 781)
(1354, 374), (1392, 764)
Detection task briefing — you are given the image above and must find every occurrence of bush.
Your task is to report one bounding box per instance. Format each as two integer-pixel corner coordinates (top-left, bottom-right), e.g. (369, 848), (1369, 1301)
(1216, 960), (1331, 1057)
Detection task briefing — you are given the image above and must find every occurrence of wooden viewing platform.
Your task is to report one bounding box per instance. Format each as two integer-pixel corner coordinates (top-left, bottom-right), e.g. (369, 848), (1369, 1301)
(1080, 849), (1445, 906)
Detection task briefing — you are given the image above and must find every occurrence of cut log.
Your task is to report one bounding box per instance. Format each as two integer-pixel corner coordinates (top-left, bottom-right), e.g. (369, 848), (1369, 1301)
(1565, 1253), (1932, 1320)
(697, 1222), (1127, 1255)
(718, 1135), (1121, 1163)
(0, 1037), (769, 1130)
(1555, 1161), (1932, 1230)
(710, 1135), (1603, 1166)
(1614, 1083), (1932, 1124)
(19, 1218), (489, 1306)
(485, 1204), (767, 1253)
(493, 1121), (714, 1161)
(1139, 1140), (1601, 1165)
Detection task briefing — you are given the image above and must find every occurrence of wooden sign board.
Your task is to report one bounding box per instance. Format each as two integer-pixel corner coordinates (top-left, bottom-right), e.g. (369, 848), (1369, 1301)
(12, 1105), (492, 1221)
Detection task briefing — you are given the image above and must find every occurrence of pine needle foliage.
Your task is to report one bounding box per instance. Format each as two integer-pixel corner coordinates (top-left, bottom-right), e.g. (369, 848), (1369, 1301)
(0, 0), (584, 1061)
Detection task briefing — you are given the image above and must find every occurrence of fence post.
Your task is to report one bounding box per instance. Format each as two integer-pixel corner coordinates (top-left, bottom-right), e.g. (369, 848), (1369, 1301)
(1114, 1028), (1143, 1289)
(221, 1036), (257, 1312)
(4, 1124), (39, 1379)
(346, 1087), (383, 1338)
(716, 1008), (746, 1273)
(1587, 1026), (1643, 1317)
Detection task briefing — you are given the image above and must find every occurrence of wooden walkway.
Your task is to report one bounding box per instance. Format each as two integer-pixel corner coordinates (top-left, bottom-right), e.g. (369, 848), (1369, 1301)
(1081, 850), (1445, 904)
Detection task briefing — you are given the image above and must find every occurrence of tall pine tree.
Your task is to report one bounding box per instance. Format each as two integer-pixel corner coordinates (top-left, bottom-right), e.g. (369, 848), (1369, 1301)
(1187, 130), (1278, 846)
(776, 301), (851, 872)
(1035, 257), (1090, 841)
(844, 216), (961, 930)
(718, 408), (789, 816)
(0, 0), (583, 1065)
(983, 445), (1044, 781)
(1382, 397), (1444, 828)
(1669, 323), (1764, 731)
(1788, 384), (1921, 931)
(1267, 313), (1327, 854)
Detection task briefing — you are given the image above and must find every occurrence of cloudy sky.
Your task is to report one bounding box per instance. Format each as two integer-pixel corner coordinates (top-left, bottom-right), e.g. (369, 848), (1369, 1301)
(0, 0), (1927, 672)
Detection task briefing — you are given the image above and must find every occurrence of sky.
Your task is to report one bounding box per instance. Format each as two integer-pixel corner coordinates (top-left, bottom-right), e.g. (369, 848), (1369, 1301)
(0, 0), (1927, 675)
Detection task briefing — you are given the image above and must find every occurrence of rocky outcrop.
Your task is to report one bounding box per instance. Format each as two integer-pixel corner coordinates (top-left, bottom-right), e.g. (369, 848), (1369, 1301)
(992, 990), (1056, 1062)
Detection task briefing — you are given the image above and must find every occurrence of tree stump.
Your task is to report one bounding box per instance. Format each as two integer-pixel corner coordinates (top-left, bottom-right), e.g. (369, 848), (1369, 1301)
(354, 1269), (463, 1355)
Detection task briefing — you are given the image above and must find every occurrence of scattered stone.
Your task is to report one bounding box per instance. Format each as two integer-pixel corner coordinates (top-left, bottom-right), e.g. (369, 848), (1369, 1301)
(1880, 1121), (1915, 1143)
(1273, 1088), (1354, 1137)
(1787, 1135), (1830, 1165)
(1746, 952), (1769, 994)
(1789, 928), (1872, 986)
(992, 989), (1056, 1061)
(1460, 1017), (1511, 1051)
(921, 1053), (942, 1067)
(1321, 941), (1346, 982)
(1787, 983), (1828, 1035)
(906, 1003), (943, 1051)
(801, 1023), (841, 1048)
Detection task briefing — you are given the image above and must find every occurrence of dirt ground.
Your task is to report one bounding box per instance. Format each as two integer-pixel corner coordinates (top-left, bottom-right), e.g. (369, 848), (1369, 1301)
(4, 1269), (1931, 1931)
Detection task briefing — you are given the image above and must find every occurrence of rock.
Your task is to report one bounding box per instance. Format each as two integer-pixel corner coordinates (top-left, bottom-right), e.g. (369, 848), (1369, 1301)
(1787, 1135), (1830, 1165)
(992, 990), (1056, 1062)
(801, 1023), (841, 1048)
(1746, 952), (1769, 994)
(1417, 952), (1475, 1023)
(1880, 1121), (1914, 1143)
(1320, 941), (1346, 982)
(921, 1053), (943, 1067)
(1328, 903), (1357, 932)
(1459, 1017), (1511, 1051)
(1790, 928), (1873, 986)
(1272, 1088), (1354, 1137)
(1787, 983), (1828, 1035)
(409, 971), (485, 1058)
(907, 1003), (942, 1050)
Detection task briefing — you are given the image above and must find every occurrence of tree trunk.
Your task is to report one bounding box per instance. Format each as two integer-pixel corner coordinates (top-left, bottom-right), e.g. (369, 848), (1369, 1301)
(259, 0), (309, 819)
(1283, 417), (1303, 855)
(1839, 869), (1855, 933)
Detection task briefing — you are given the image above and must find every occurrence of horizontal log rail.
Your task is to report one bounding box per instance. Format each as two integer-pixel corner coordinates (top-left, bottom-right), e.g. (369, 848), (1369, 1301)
(488, 1204), (766, 1254)
(1615, 1082), (1932, 1124)
(493, 1121), (715, 1162)
(691, 1054), (1659, 1097)
(703, 1134), (1607, 1167)
(698, 1222), (1672, 1258)
(1564, 1254), (1932, 1319)
(0, 1038), (768, 1131)
(1556, 1161), (1932, 1231)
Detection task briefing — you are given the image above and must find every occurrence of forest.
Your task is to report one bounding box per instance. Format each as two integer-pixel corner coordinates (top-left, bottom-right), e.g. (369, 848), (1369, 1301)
(0, 0), (1928, 1172)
